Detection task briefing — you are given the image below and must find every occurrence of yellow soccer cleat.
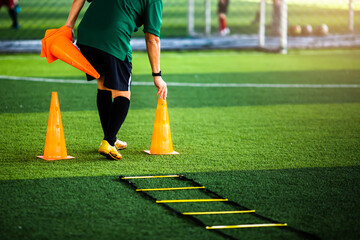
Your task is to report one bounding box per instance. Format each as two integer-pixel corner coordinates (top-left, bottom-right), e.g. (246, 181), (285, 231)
(98, 140), (122, 160)
(115, 139), (127, 150)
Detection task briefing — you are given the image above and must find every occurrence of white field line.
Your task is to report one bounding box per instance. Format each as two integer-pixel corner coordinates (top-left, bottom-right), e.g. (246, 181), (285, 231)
(0, 75), (359, 88)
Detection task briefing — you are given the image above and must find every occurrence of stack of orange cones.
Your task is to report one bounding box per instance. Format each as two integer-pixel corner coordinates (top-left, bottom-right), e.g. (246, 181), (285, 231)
(40, 25), (100, 79)
(145, 97), (179, 155)
(37, 92), (74, 161)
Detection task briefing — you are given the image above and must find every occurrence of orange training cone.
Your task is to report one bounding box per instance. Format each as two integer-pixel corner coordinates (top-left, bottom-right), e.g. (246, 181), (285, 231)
(144, 97), (179, 155)
(41, 25), (100, 79)
(37, 92), (74, 161)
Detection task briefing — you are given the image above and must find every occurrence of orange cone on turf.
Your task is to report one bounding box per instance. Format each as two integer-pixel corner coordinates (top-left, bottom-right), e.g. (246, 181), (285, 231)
(145, 97), (179, 155)
(41, 25), (100, 79)
(37, 92), (74, 161)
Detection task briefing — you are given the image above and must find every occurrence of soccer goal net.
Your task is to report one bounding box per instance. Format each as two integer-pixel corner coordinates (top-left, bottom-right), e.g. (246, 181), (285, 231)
(186, 0), (360, 52)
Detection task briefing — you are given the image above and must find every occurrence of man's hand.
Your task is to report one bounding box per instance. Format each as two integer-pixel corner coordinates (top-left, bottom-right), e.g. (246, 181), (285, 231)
(154, 76), (167, 100)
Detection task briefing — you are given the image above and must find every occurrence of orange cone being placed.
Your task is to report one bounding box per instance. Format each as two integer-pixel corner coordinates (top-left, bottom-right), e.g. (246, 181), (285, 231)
(37, 92), (74, 161)
(41, 25), (100, 79)
(145, 97), (179, 155)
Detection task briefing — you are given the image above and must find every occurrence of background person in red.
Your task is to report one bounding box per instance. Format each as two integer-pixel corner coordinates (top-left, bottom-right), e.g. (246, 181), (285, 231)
(0, 0), (20, 29)
(218, 0), (230, 36)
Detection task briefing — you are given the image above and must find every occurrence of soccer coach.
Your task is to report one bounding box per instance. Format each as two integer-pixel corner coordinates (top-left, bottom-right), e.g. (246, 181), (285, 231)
(65, 0), (167, 160)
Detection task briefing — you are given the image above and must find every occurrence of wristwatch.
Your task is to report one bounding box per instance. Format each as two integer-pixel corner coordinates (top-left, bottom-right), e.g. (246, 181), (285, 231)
(152, 70), (162, 77)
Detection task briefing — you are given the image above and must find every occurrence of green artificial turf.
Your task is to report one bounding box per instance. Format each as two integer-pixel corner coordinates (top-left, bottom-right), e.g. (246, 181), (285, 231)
(0, 49), (360, 239)
(0, 103), (359, 180)
(1, 168), (359, 240)
(0, 176), (218, 240)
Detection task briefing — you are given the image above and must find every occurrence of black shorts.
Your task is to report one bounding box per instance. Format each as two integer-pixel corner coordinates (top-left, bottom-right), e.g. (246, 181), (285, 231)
(218, 0), (229, 14)
(77, 44), (132, 91)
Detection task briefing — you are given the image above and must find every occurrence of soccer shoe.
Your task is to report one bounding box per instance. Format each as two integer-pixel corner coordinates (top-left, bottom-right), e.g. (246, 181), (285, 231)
(115, 139), (127, 150)
(220, 27), (230, 36)
(98, 140), (122, 160)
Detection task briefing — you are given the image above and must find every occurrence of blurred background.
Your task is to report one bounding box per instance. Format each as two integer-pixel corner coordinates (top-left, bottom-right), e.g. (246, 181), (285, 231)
(0, 0), (359, 51)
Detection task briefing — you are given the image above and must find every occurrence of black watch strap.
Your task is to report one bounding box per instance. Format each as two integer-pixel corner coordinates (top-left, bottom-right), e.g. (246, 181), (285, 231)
(152, 70), (162, 77)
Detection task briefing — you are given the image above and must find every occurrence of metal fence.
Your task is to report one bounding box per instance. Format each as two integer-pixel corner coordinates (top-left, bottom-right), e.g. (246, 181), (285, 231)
(0, 0), (359, 50)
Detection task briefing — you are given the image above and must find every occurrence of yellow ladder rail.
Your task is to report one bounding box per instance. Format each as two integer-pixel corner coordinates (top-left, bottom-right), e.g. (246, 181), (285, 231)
(136, 186), (205, 191)
(206, 223), (288, 230)
(182, 210), (255, 215)
(156, 198), (228, 203)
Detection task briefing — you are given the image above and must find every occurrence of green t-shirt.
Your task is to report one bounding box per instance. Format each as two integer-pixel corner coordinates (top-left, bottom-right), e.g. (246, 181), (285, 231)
(77, 0), (163, 62)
